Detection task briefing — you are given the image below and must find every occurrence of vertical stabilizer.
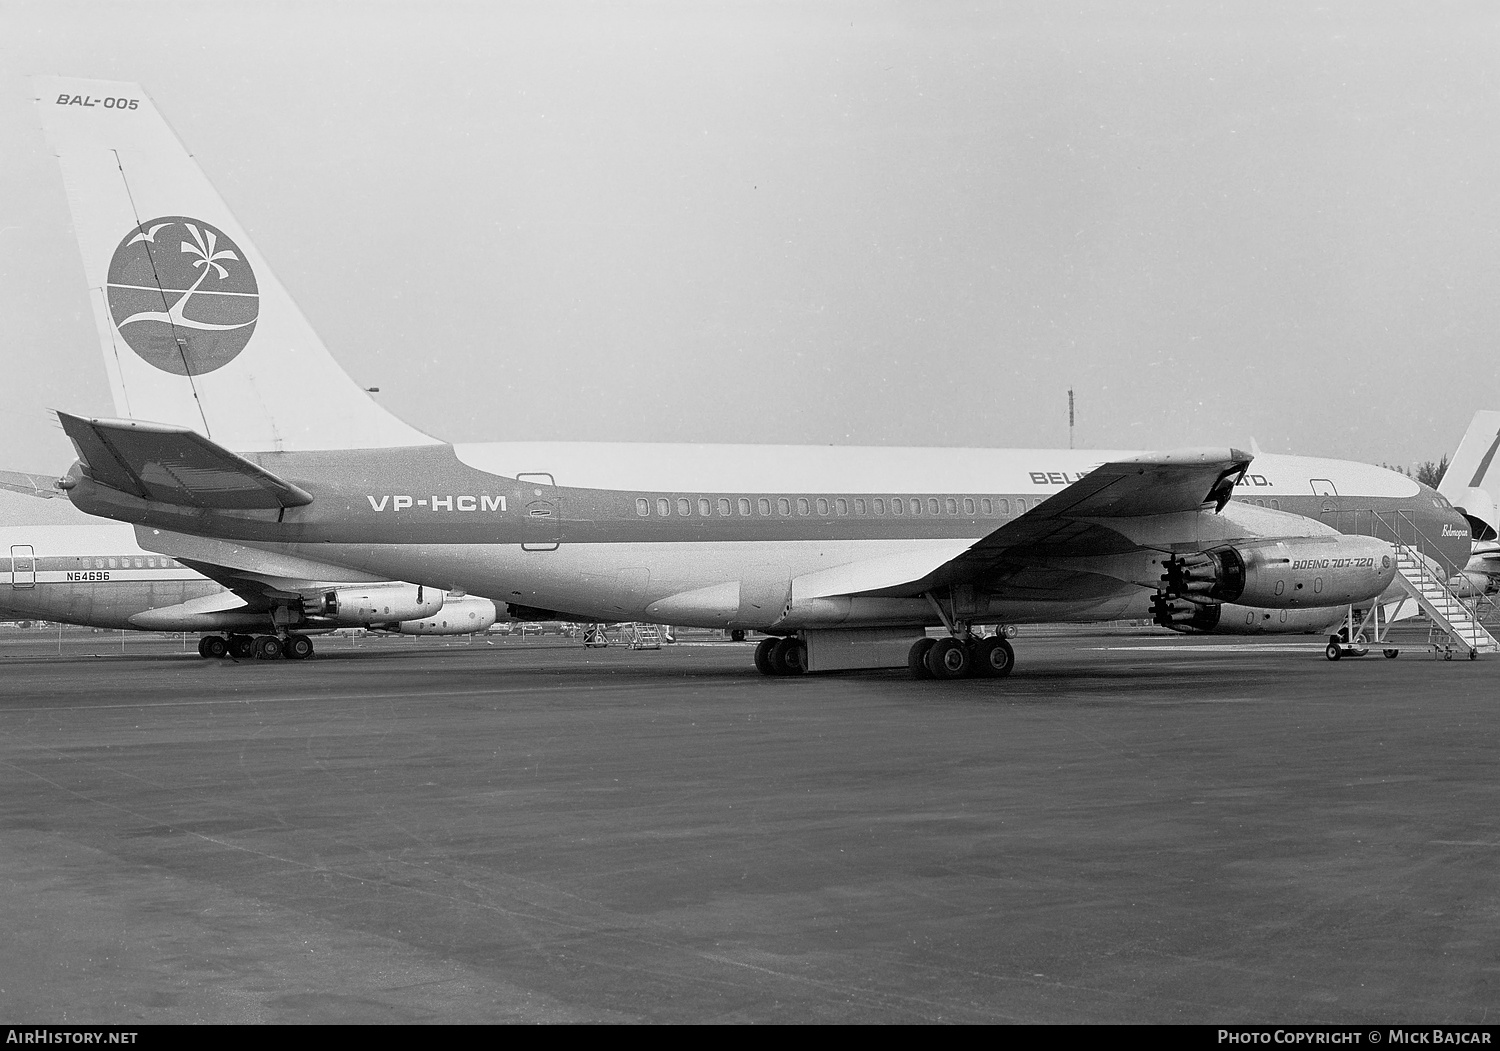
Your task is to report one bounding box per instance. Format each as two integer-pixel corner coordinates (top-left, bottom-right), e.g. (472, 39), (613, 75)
(34, 76), (440, 452)
(1438, 410), (1500, 541)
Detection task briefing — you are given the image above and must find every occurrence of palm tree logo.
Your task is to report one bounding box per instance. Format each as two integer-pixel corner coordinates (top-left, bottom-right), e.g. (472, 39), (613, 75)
(106, 216), (260, 376)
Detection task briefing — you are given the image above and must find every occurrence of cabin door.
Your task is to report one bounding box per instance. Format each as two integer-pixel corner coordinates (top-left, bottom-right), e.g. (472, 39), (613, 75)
(10, 545), (35, 589)
(517, 473), (562, 551)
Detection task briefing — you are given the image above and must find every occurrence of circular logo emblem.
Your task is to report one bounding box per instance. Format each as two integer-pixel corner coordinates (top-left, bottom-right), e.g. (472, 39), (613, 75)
(106, 216), (259, 375)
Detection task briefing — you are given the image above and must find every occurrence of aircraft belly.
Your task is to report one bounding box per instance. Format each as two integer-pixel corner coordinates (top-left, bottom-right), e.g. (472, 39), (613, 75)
(283, 539), (945, 626)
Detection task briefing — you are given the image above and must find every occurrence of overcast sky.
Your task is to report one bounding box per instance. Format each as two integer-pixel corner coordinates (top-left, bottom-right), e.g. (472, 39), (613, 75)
(1, 1), (1496, 473)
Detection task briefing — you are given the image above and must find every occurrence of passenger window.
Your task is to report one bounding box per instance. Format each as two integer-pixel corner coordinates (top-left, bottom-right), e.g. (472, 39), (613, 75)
(717, 498), (731, 516)
(836, 498), (848, 515)
(738, 498), (751, 516)
(873, 498), (885, 515)
(758, 498), (771, 516)
(777, 497), (791, 516)
(981, 498), (993, 515)
(815, 497), (829, 516)
(108, 558), (117, 569)
(698, 498), (712, 516)
(797, 498), (810, 515)
(95, 559), (104, 569)
(677, 498), (691, 516)
(998, 499), (1009, 514)
(636, 498), (649, 517)
(1271, 499), (1280, 510)
(892, 499), (905, 515)
(135, 558), (144, 568)
(855, 498), (867, 515)
(962, 497), (974, 515)
(657, 498), (671, 516)
(933, 498), (945, 515)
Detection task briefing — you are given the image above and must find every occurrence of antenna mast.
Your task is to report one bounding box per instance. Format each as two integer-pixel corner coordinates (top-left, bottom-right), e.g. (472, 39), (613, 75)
(1068, 388), (1075, 450)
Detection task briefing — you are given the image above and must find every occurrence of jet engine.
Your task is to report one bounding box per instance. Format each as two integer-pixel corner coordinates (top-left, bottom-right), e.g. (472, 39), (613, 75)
(1160, 535), (1395, 609)
(309, 583), (444, 625)
(394, 594), (499, 635)
(1151, 597), (1346, 635)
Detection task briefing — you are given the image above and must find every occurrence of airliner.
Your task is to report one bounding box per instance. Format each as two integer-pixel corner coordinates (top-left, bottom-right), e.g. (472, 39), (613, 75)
(0, 472), (500, 657)
(1439, 410), (1500, 596)
(33, 77), (1470, 679)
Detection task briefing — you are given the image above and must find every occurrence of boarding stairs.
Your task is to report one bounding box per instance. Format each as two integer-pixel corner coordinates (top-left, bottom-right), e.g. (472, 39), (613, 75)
(628, 624), (663, 650)
(1388, 544), (1499, 658)
(1327, 508), (1498, 660)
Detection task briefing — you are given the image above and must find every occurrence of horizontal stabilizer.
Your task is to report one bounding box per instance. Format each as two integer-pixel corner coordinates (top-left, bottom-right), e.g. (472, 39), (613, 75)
(57, 413), (311, 510)
(0, 469), (67, 499)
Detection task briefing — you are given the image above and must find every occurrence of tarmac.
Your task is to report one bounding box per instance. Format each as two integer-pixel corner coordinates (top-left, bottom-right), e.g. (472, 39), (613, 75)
(0, 628), (1496, 1023)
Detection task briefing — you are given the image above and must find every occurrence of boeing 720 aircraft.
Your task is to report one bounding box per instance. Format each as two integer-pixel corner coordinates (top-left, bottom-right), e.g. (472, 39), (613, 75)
(0, 472), (500, 657)
(33, 77), (1471, 678)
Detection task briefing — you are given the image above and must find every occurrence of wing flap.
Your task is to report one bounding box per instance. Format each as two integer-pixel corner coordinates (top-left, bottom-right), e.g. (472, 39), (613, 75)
(57, 413), (312, 510)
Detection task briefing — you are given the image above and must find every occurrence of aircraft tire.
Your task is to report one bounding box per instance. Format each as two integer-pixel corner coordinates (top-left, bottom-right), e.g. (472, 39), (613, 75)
(227, 634), (256, 660)
(285, 635), (314, 660)
(771, 636), (805, 675)
(927, 637), (972, 679)
(754, 637), (780, 676)
(198, 635), (227, 659)
(1383, 648), (1399, 659)
(255, 635), (283, 660)
(1325, 642), (1342, 661)
(973, 636), (1015, 678)
(908, 637), (937, 679)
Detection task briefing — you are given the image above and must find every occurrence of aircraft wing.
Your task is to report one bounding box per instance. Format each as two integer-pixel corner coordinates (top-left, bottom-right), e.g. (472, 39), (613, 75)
(56, 413), (312, 510)
(822, 448), (1252, 598)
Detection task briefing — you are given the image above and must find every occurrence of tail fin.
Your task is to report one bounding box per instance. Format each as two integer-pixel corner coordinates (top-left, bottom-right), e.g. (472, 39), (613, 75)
(1438, 410), (1500, 541)
(34, 76), (439, 453)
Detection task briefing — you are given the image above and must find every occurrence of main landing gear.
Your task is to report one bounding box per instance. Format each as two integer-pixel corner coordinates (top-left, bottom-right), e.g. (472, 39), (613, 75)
(751, 631), (1015, 680)
(197, 634), (315, 661)
(907, 634), (1014, 680)
(754, 636), (807, 676)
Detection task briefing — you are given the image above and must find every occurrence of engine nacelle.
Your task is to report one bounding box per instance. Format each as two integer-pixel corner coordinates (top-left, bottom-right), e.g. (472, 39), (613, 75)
(1151, 597), (1346, 636)
(311, 582), (444, 625)
(395, 594), (499, 635)
(1161, 535), (1395, 609)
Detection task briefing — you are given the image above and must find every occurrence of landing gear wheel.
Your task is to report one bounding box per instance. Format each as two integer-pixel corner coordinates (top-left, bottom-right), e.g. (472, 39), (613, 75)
(731, 629), (746, 642)
(771, 636), (805, 675)
(197, 636), (227, 659)
(227, 634), (256, 660)
(974, 636), (1015, 678)
(754, 637), (780, 676)
(908, 637), (937, 679)
(1470, 649), (1478, 661)
(927, 637), (972, 679)
(285, 635), (314, 660)
(255, 635), (283, 660)
(1383, 648), (1399, 659)
(1325, 642), (1342, 661)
